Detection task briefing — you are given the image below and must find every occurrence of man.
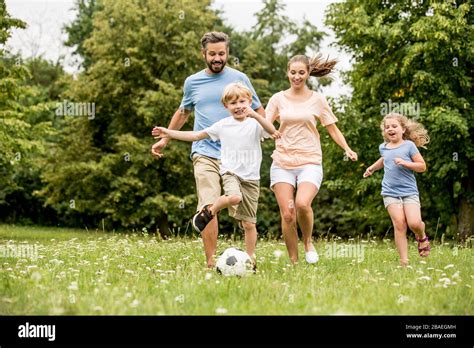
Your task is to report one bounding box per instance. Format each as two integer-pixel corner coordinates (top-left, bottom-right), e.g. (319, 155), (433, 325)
(151, 32), (265, 268)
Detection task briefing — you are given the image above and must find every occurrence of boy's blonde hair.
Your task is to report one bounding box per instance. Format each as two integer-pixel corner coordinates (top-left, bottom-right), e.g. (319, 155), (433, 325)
(221, 82), (252, 105)
(381, 113), (430, 148)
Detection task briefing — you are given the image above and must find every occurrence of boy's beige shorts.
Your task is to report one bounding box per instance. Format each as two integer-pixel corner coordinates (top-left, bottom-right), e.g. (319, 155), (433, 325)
(192, 154), (259, 223)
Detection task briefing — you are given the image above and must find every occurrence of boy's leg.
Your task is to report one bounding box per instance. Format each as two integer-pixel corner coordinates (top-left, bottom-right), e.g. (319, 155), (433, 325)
(192, 154), (221, 268)
(209, 194), (242, 216)
(241, 221), (257, 259)
(386, 201), (409, 265)
(220, 172), (244, 218)
(229, 178), (259, 260)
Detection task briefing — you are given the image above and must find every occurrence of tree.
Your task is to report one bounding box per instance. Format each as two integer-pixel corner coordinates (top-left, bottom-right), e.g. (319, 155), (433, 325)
(64, 0), (102, 70)
(39, 0), (223, 236)
(0, 2), (57, 223)
(325, 0), (473, 240)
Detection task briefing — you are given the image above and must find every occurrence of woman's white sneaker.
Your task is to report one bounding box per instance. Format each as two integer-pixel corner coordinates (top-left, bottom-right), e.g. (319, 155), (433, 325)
(305, 250), (319, 264)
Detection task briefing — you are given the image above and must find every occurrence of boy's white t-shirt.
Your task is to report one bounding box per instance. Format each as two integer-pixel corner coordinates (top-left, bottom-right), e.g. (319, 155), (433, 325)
(204, 116), (269, 180)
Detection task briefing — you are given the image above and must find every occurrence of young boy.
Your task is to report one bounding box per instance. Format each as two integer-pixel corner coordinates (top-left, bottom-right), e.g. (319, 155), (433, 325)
(153, 82), (280, 263)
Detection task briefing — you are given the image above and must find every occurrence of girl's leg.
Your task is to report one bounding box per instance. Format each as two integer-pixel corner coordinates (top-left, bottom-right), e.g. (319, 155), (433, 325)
(273, 183), (298, 263)
(404, 204), (429, 256)
(241, 220), (257, 259)
(386, 203), (409, 266)
(295, 182), (319, 253)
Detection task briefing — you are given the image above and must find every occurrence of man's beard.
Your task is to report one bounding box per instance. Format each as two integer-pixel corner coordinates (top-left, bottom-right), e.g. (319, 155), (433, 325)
(206, 59), (226, 73)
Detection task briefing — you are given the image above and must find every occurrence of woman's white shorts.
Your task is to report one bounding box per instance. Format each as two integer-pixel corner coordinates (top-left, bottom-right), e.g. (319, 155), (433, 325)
(270, 162), (323, 190)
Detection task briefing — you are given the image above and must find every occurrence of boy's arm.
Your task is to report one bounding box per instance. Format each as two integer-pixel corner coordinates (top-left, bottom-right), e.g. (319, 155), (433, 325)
(363, 157), (384, 177)
(154, 127), (209, 142)
(245, 107), (280, 138)
(151, 108), (192, 157)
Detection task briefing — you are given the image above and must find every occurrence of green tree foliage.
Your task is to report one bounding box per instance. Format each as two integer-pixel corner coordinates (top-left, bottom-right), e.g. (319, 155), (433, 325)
(37, 0), (327, 237)
(324, 0), (473, 240)
(64, 0), (102, 69)
(0, 3), (58, 223)
(39, 0), (222, 235)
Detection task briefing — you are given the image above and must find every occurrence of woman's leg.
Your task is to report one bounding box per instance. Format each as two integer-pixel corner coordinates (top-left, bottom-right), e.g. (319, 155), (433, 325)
(404, 204), (429, 256)
(295, 182), (319, 253)
(387, 203), (409, 266)
(273, 183), (298, 263)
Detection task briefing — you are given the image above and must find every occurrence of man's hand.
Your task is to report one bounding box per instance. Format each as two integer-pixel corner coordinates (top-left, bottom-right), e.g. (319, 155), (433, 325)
(151, 138), (168, 158)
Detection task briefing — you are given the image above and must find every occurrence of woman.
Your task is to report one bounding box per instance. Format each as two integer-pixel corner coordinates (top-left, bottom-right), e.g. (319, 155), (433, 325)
(266, 54), (358, 264)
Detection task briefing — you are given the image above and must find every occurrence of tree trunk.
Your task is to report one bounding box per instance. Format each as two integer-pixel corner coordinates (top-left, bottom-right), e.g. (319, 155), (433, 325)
(156, 214), (170, 240)
(458, 161), (474, 243)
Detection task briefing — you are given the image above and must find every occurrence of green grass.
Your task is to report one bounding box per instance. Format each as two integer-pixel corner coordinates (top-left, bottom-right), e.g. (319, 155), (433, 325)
(0, 224), (472, 315)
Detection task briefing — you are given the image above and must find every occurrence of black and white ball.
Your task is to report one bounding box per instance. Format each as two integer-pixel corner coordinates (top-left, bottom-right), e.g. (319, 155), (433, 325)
(216, 247), (254, 277)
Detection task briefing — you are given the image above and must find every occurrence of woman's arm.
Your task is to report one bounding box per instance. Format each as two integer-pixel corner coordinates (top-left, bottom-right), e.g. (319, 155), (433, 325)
(325, 123), (358, 161)
(363, 157), (384, 177)
(394, 153), (426, 173)
(153, 127), (209, 142)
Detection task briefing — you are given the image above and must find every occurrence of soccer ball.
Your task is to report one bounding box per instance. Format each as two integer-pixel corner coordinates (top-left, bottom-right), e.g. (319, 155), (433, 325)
(216, 247), (255, 277)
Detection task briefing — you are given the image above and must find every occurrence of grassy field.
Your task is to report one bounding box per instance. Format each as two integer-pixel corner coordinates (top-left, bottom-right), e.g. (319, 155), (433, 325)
(0, 224), (472, 315)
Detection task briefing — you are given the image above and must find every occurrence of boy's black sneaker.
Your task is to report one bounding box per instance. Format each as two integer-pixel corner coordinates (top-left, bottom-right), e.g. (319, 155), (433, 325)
(192, 204), (214, 233)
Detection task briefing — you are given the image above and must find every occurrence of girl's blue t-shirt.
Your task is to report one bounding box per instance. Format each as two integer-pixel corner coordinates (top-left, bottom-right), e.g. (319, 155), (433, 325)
(179, 67), (261, 160)
(379, 140), (420, 197)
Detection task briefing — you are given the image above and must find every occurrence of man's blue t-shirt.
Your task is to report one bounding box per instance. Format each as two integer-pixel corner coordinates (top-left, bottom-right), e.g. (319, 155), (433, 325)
(179, 67), (261, 160)
(379, 140), (420, 197)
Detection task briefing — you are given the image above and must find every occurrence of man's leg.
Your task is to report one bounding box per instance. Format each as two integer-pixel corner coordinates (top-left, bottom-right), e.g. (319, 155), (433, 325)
(192, 154), (222, 268)
(201, 217), (218, 268)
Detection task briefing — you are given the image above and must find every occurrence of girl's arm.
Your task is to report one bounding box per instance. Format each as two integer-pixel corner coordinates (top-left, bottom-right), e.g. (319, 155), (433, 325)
(325, 124), (358, 161)
(246, 107), (281, 139)
(394, 153), (427, 173)
(153, 127), (209, 142)
(363, 157), (384, 177)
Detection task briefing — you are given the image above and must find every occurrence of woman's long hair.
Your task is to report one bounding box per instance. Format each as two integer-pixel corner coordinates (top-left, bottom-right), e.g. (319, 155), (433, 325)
(287, 54), (338, 78)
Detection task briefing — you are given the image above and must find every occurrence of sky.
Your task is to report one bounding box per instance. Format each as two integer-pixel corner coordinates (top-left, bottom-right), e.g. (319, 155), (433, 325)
(4, 0), (352, 98)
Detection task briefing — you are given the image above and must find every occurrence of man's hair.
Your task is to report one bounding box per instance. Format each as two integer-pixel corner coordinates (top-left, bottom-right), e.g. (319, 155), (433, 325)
(221, 82), (252, 105)
(201, 32), (230, 50)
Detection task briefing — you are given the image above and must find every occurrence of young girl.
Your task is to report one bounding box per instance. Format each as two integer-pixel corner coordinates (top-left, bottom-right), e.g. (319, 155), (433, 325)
(266, 54), (358, 264)
(364, 113), (430, 266)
